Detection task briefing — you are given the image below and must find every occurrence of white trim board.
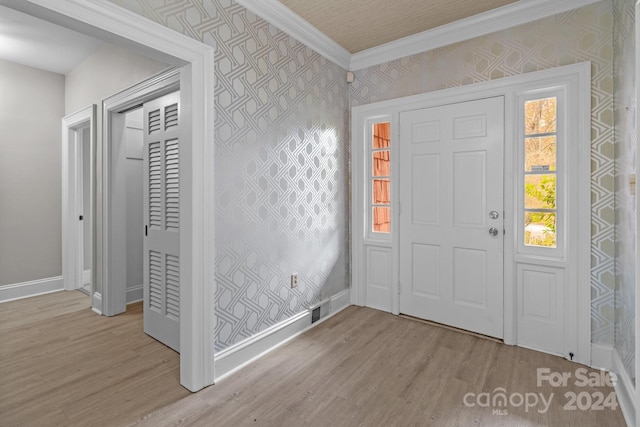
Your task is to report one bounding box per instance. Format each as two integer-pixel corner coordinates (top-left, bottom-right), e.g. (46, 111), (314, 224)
(234, 0), (600, 71)
(0, 276), (64, 303)
(5, 0), (216, 393)
(126, 285), (143, 304)
(590, 345), (636, 426)
(591, 343), (614, 371)
(92, 291), (102, 315)
(613, 348), (638, 427)
(214, 289), (351, 382)
(349, 0), (601, 70)
(234, 0), (351, 70)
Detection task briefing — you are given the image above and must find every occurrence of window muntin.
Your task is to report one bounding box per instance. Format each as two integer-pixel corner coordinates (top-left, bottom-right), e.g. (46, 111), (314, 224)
(523, 97), (557, 248)
(371, 122), (391, 234)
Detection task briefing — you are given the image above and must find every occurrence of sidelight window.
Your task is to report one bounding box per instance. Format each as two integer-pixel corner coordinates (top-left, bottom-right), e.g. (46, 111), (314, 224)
(371, 122), (391, 233)
(523, 97), (558, 248)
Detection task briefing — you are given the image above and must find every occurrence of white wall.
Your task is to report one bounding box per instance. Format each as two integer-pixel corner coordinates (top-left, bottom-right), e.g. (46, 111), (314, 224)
(65, 43), (168, 115)
(0, 59), (65, 286)
(124, 109), (143, 303)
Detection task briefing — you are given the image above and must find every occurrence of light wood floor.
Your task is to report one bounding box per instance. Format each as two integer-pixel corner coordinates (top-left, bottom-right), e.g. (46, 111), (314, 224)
(1, 292), (627, 427)
(0, 291), (189, 427)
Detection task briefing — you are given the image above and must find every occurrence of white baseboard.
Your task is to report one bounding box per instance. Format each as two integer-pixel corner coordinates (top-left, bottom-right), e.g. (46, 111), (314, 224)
(330, 288), (351, 313)
(214, 288), (351, 382)
(591, 343), (614, 371)
(92, 292), (102, 315)
(612, 348), (637, 427)
(0, 276), (64, 303)
(126, 284), (143, 304)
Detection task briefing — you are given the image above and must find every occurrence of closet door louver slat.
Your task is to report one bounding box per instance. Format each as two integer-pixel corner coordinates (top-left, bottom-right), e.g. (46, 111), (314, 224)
(142, 91), (180, 352)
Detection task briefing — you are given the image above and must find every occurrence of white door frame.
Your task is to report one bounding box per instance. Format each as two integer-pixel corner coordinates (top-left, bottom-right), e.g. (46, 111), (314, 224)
(11, 0), (216, 392)
(351, 62), (591, 364)
(102, 69), (180, 317)
(62, 105), (96, 293)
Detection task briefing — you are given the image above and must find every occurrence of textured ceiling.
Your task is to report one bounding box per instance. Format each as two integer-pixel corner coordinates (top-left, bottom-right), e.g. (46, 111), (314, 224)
(278, 0), (520, 53)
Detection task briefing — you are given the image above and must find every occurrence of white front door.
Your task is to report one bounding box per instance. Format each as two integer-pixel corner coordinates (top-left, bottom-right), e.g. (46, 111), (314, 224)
(399, 96), (504, 338)
(143, 91), (180, 352)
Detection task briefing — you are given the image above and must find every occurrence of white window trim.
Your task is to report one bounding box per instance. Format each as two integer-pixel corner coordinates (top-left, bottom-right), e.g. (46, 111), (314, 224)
(351, 62), (591, 364)
(365, 115), (393, 243)
(517, 88), (566, 259)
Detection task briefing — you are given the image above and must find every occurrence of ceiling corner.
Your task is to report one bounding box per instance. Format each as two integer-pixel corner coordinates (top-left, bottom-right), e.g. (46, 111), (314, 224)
(234, 0), (351, 70)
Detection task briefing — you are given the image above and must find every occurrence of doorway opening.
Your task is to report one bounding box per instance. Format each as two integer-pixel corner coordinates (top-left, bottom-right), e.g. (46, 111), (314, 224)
(79, 125), (92, 296)
(62, 105), (96, 299)
(122, 107), (144, 305)
(103, 70), (181, 353)
(7, 0), (216, 391)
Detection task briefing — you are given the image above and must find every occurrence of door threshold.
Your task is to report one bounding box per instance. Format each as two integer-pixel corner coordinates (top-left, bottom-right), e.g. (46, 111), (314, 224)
(399, 314), (503, 344)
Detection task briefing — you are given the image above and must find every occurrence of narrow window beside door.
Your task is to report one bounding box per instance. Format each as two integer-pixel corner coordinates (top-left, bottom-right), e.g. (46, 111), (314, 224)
(523, 97), (557, 248)
(372, 122), (391, 233)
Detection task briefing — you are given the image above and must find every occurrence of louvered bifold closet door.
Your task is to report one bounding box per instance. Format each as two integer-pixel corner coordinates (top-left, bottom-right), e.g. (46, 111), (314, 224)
(143, 91), (180, 352)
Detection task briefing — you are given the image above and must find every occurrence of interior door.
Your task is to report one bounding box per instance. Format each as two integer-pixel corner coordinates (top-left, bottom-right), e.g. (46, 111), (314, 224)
(399, 96), (504, 338)
(143, 91), (180, 352)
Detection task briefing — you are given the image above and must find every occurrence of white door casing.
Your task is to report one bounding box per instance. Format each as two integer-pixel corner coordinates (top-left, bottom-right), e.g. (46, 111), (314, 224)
(62, 105), (96, 293)
(399, 97), (504, 338)
(143, 91), (181, 352)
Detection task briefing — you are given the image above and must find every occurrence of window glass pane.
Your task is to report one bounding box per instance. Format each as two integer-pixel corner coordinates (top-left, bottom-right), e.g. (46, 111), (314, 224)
(525, 97), (556, 135)
(372, 179), (390, 204)
(373, 122), (390, 149)
(525, 136), (556, 172)
(371, 121), (391, 235)
(524, 212), (556, 247)
(373, 150), (390, 176)
(525, 174), (556, 209)
(373, 207), (391, 233)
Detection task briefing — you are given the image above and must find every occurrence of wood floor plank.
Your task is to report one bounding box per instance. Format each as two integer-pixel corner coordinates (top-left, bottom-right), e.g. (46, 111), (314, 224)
(1, 293), (628, 427)
(0, 291), (190, 427)
(132, 307), (626, 427)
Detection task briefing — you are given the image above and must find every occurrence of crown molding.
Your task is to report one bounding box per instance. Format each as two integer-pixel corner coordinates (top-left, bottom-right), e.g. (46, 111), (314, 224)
(350, 0), (602, 70)
(234, 0), (351, 70)
(235, 0), (600, 72)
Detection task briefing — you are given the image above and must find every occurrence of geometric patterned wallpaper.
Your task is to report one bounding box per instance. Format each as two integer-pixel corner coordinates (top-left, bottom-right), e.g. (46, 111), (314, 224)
(351, 1), (618, 347)
(109, 0), (349, 352)
(613, 0), (636, 384)
(110, 0), (633, 357)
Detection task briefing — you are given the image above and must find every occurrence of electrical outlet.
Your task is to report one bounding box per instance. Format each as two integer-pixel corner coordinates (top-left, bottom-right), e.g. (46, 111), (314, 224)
(290, 273), (298, 288)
